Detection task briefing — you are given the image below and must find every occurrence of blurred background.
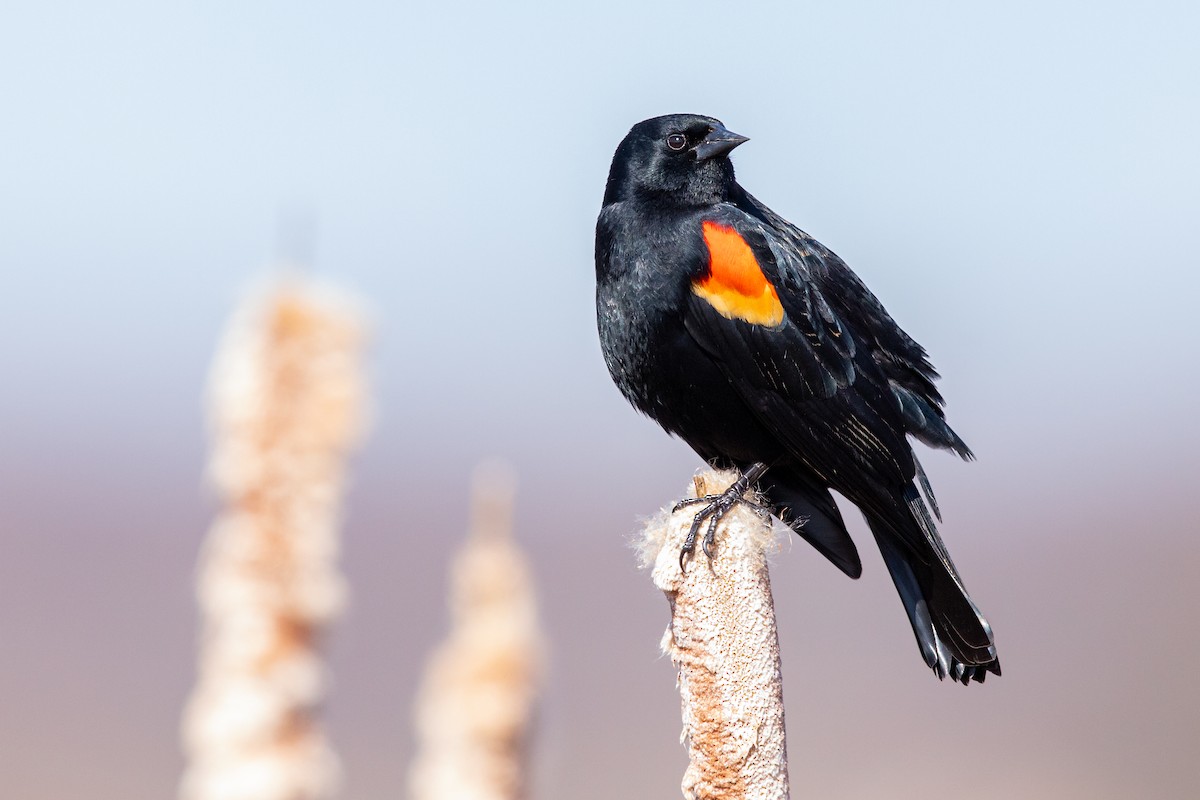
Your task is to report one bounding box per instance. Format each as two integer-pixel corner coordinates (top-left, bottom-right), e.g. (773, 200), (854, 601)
(3, 1), (1198, 798)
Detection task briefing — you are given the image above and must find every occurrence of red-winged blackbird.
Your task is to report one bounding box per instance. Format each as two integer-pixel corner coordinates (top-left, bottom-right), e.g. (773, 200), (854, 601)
(595, 114), (999, 683)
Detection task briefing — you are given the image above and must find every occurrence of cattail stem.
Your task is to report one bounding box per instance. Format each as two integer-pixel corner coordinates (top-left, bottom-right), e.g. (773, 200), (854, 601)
(641, 469), (790, 800)
(408, 461), (544, 800)
(180, 282), (368, 800)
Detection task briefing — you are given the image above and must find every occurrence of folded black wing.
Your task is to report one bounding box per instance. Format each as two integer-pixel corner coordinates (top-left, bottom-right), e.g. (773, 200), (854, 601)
(735, 190), (973, 461)
(683, 207), (917, 514)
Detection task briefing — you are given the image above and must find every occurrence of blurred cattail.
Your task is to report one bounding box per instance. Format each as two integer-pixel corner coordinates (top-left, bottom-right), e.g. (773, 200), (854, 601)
(408, 461), (544, 800)
(180, 281), (369, 800)
(640, 469), (790, 800)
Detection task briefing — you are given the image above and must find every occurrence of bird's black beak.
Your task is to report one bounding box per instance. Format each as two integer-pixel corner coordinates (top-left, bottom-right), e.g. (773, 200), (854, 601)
(694, 123), (749, 161)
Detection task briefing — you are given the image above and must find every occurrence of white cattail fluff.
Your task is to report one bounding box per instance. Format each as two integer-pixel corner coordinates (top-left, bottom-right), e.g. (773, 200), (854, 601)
(180, 282), (368, 800)
(408, 461), (544, 800)
(641, 469), (790, 800)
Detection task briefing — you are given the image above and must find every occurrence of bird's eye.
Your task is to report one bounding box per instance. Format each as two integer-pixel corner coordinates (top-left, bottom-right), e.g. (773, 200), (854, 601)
(666, 133), (688, 151)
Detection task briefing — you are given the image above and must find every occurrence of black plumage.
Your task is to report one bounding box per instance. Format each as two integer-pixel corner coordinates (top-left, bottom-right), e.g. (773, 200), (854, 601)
(595, 114), (999, 683)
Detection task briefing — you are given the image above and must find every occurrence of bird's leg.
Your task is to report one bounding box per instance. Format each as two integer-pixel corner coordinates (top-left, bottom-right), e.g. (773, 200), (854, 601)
(678, 462), (771, 570)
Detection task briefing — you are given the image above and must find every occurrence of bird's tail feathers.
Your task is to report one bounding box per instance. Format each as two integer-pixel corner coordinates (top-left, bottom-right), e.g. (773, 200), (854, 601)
(867, 492), (999, 684)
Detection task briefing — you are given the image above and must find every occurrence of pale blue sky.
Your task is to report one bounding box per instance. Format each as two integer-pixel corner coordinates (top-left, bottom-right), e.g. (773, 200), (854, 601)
(4, 2), (1197, 480)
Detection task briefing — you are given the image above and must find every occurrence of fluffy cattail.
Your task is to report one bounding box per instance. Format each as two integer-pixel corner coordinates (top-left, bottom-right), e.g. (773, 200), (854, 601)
(640, 469), (790, 800)
(408, 462), (544, 800)
(180, 281), (368, 800)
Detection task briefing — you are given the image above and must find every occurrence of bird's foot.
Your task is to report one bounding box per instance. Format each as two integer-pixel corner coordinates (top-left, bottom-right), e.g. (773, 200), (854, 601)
(672, 494), (771, 517)
(676, 463), (770, 571)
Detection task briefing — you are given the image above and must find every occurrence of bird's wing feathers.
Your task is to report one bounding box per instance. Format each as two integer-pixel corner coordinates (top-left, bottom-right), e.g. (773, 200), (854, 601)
(682, 205), (969, 562)
(684, 209), (916, 491)
(736, 192), (973, 459)
(685, 218), (855, 401)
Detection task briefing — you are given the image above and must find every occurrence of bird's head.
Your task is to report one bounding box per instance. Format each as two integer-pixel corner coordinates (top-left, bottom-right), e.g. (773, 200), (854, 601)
(602, 114), (748, 207)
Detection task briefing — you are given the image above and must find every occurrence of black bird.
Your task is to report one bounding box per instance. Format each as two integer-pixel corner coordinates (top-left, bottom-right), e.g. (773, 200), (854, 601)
(595, 114), (999, 683)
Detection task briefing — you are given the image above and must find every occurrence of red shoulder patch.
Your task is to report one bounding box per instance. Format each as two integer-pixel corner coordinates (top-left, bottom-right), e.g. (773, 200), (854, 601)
(692, 221), (785, 327)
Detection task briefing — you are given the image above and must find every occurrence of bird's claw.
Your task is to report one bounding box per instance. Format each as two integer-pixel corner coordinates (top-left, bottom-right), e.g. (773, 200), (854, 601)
(677, 487), (763, 571)
(701, 512), (722, 559)
(675, 463), (771, 572)
(678, 541), (694, 572)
